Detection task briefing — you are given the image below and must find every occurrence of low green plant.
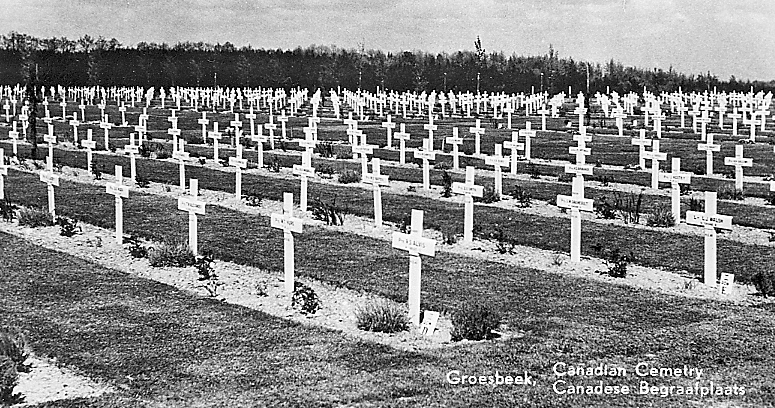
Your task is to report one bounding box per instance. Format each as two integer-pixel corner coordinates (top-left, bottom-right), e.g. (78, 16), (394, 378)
(441, 170), (453, 198)
(335, 149), (353, 160)
(434, 161), (451, 171)
(265, 156), (282, 172)
(594, 196), (617, 219)
(91, 164), (103, 180)
(195, 251), (222, 297)
(317, 164), (335, 179)
(450, 302), (502, 341)
(717, 185), (743, 201)
(315, 142), (336, 158)
(148, 241), (196, 267)
(124, 235), (148, 258)
(689, 196), (704, 212)
(591, 243), (635, 278)
(508, 185), (532, 208)
(355, 301), (410, 333)
(614, 191), (643, 224)
(242, 188), (263, 207)
(56, 216), (81, 237)
(154, 144), (171, 160)
(310, 196), (349, 226)
(475, 184), (500, 204)
(0, 356), (22, 406)
(0, 328), (30, 373)
(751, 271), (775, 298)
(292, 282), (320, 315)
(17, 207), (54, 228)
(337, 169), (361, 184)
(441, 224), (460, 245)
(134, 176), (151, 189)
(0, 198), (17, 222)
(490, 226), (517, 255)
(646, 203), (676, 227)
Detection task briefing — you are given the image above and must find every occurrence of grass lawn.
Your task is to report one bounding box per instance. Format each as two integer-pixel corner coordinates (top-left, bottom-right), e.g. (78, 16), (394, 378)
(2, 193), (775, 406)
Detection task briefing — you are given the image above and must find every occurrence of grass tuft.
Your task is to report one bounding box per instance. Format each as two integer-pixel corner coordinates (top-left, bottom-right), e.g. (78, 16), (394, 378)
(355, 301), (410, 333)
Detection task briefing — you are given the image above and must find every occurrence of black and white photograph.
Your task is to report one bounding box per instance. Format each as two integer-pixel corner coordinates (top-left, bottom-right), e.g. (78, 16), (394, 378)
(0, 0), (773, 406)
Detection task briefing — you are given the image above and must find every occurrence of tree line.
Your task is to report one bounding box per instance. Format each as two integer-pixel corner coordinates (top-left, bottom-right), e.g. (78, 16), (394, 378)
(1, 31), (773, 95)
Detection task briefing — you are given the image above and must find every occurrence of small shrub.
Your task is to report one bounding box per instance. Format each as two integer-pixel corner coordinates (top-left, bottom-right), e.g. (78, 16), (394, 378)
(508, 185), (532, 208)
(0, 198), (17, 222)
(255, 279), (268, 297)
(17, 207), (54, 228)
(148, 241), (196, 267)
(336, 149), (353, 160)
(91, 165), (103, 180)
(310, 196), (349, 226)
(591, 243), (635, 278)
(614, 191), (643, 224)
(475, 184), (500, 204)
(278, 139), (288, 152)
(317, 164), (335, 179)
(154, 145), (171, 160)
(441, 224), (460, 245)
(135, 176), (150, 188)
(0, 356), (22, 406)
(355, 301), (410, 333)
(441, 170), (453, 198)
(0, 328), (30, 373)
(646, 203), (676, 227)
(338, 169), (361, 184)
(56, 216), (81, 237)
(594, 196), (617, 219)
(139, 143), (151, 158)
(292, 282), (320, 315)
(552, 254), (565, 267)
(717, 185), (743, 201)
(752, 271), (775, 298)
(316, 142), (335, 158)
(490, 226), (517, 255)
(124, 235), (148, 258)
(265, 156), (282, 172)
(398, 214), (411, 233)
(198, 157), (206, 165)
(450, 302), (502, 341)
(689, 196), (704, 212)
(242, 189), (263, 207)
(434, 161), (451, 171)
(195, 251), (222, 297)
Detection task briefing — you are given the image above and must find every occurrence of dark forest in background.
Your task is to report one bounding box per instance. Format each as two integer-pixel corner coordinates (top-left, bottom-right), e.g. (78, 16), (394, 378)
(1, 32), (773, 95)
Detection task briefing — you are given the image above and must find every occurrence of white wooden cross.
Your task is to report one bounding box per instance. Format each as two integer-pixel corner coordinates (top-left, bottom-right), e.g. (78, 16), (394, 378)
(696, 113), (711, 142)
(0, 148), (7, 200)
(677, 104), (688, 128)
(724, 145), (753, 192)
(264, 115), (277, 150)
(537, 105), (550, 131)
(168, 109), (180, 130)
(172, 139), (190, 191)
(105, 165), (129, 244)
(271, 192), (303, 293)
(557, 176), (593, 263)
(394, 123), (411, 165)
(363, 158), (389, 228)
(630, 129), (652, 169)
(697, 132), (721, 175)
(293, 130), (317, 212)
(445, 127), (464, 170)
(503, 131), (524, 175)
(423, 115), (438, 151)
(414, 139), (436, 190)
(686, 191), (733, 286)
(652, 110), (666, 139)
(69, 113), (81, 144)
(100, 115), (112, 151)
(484, 144), (510, 195)
(757, 108), (769, 132)
(82, 129), (97, 174)
(391, 209), (436, 326)
(570, 128), (592, 166)
(744, 115), (760, 143)
(727, 108), (742, 136)
(208, 121), (223, 162)
(519, 122), (536, 161)
(118, 104), (128, 126)
(178, 178), (206, 256)
(382, 114), (396, 148)
(197, 111), (210, 143)
(250, 124), (267, 169)
(59, 100), (67, 121)
(658, 158), (691, 223)
(643, 139), (667, 189)
(715, 104), (727, 130)
(468, 119), (485, 156)
(121, 133), (140, 182)
(352, 134), (376, 176)
(451, 166), (483, 243)
(230, 113), (243, 147)
(278, 110), (289, 139)
(39, 155), (60, 220)
(2, 100), (9, 122)
(8, 121), (19, 155)
(503, 104), (515, 129)
(229, 143), (248, 200)
(573, 105), (587, 132)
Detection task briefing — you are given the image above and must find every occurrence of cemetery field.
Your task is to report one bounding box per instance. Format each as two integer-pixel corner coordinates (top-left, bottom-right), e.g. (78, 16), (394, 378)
(4, 143), (775, 284)
(3, 178), (775, 407)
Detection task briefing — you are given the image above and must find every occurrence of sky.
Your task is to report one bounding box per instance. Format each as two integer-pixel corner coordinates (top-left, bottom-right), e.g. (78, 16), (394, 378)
(1, 0), (773, 81)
